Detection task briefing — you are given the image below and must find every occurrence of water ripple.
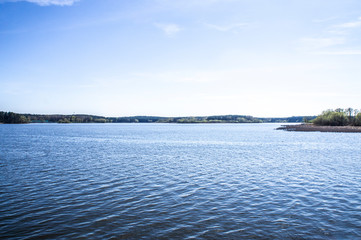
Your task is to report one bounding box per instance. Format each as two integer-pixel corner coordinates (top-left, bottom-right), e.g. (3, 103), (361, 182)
(1, 123), (361, 239)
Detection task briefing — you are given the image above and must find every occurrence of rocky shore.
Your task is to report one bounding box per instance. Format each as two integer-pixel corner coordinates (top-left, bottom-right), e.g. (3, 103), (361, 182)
(277, 124), (361, 133)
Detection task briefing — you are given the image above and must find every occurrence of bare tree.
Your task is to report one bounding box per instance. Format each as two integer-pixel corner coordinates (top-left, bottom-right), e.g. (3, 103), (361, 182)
(346, 108), (353, 117)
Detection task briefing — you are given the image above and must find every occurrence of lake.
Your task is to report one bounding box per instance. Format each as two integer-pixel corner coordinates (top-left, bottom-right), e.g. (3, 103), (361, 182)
(1, 123), (360, 239)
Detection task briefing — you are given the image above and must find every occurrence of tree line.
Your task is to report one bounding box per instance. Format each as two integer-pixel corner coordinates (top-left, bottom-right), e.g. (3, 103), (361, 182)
(1, 111), (317, 124)
(312, 108), (361, 126)
(0, 112), (30, 124)
(0, 112), (110, 124)
(4, 109), (359, 126)
(102, 115), (313, 123)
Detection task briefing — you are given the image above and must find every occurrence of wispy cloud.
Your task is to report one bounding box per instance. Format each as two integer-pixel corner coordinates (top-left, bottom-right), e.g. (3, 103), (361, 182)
(154, 0), (236, 9)
(155, 23), (181, 37)
(2, 0), (79, 6)
(333, 17), (361, 29)
(313, 50), (361, 55)
(299, 37), (345, 49)
(205, 22), (248, 32)
(326, 16), (361, 34)
(299, 16), (361, 53)
(312, 17), (339, 23)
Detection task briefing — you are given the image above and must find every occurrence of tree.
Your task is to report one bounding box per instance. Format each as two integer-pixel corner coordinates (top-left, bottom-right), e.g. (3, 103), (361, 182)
(303, 117), (311, 123)
(313, 110), (349, 126)
(354, 113), (361, 126)
(345, 108), (353, 122)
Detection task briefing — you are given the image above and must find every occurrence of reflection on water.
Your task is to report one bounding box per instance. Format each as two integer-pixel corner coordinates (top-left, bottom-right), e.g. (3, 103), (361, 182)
(1, 123), (361, 239)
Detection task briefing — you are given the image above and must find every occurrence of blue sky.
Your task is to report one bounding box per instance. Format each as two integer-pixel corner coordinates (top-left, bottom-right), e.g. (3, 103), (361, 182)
(1, 0), (361, 117)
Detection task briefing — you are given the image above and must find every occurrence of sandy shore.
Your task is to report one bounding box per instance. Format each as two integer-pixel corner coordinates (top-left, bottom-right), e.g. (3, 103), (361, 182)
(276, 124), (361, 133)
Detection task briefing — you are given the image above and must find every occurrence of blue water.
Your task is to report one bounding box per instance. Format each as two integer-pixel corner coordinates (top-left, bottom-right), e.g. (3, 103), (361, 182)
(0, 123), (360, 239)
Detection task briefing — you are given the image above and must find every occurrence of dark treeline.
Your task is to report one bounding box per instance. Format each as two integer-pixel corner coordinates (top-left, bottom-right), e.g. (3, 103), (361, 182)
(312, 108), (361, 126)
(25, 114), (110, 123)
(110, 115), (263, 123)
(108, 116), (163, 123)
(0, 112), (110, 124)
(6, 109), (360, 127)
(0, 112), (30, 124)
(0, 111), (316, 124)
(259, 116), (315, 123)
(107, 115), (315, 123)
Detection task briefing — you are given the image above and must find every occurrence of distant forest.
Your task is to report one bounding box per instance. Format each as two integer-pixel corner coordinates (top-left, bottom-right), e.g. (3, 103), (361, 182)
(0, 111), (315, 124)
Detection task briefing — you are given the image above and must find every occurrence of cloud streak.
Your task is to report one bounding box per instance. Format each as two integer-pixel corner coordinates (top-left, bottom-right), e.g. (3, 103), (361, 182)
(300, 16), (361, 53)
(155, 23), (181, 37)
(205, 22), (248, 32)
(313, 50), (361, 55)
(299, 37), (345, 49)
(333, 17), (361, 29)
(2, 0), (79, 6)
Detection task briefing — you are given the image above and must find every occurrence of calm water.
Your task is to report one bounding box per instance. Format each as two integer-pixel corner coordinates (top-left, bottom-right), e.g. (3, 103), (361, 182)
(1, 123), (360, 239)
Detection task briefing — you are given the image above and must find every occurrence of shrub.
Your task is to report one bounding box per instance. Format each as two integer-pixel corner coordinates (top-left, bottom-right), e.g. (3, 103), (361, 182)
(313, 110), (349, 126)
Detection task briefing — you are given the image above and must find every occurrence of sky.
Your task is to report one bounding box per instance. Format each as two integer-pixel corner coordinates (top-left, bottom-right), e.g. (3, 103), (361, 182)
(1, 0), (361, 117)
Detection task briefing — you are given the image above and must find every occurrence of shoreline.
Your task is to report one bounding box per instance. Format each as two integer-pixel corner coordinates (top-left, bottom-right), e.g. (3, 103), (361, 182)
(277, 124), (361, 133)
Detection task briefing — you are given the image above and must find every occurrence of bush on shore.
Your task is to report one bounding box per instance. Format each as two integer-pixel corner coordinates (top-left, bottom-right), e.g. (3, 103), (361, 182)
(313, 108), (361, 126)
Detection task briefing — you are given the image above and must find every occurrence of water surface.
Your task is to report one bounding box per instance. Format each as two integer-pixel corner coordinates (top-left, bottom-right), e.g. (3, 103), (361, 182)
(1, 123), (360, 239)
